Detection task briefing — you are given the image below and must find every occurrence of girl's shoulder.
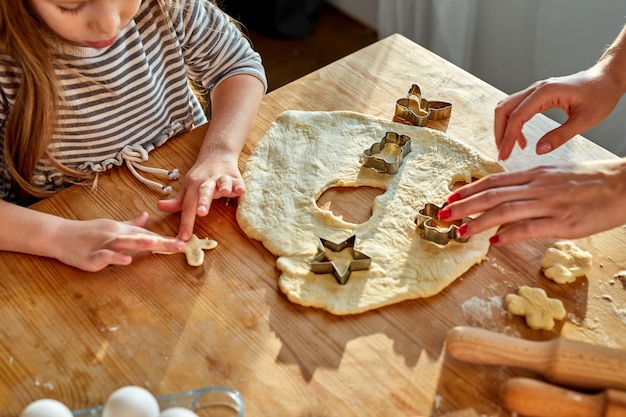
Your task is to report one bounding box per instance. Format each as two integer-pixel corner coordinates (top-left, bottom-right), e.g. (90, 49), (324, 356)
(143, 0), (219, 19)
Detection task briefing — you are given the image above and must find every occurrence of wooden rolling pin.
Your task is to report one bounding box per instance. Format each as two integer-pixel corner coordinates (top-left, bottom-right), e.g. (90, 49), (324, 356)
(445, 326), (626, 391)
(500, 377), (626, 417)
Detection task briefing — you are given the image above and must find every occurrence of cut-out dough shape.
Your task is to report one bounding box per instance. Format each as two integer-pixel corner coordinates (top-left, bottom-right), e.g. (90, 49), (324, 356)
(183, 234), (218, 266)
(505, 285), (566, 330)
(156, 234), (217, 266)
(540, 241), (592, 284)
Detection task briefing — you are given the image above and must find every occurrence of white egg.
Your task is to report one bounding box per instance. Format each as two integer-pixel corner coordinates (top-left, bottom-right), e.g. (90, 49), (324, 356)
(102, 385), (160, 417)
(159, 407), (199, 417)
(20, 399), (73, 417)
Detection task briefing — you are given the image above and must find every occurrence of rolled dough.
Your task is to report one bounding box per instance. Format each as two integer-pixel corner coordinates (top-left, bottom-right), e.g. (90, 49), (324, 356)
(237, 110), (504, 315)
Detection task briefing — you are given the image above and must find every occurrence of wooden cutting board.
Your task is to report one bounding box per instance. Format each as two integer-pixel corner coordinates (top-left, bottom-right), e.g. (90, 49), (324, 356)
(1, 34), (625, 417)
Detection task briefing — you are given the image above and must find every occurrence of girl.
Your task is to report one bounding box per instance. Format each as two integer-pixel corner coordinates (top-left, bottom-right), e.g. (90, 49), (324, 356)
(0, 0), (267, 271)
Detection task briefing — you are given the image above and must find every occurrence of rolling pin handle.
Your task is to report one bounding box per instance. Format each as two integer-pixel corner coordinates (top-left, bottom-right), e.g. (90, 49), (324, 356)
(445, 326), (551, 374)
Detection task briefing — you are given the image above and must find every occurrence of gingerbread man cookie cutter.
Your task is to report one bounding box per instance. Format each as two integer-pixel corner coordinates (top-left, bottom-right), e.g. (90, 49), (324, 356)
(393, 84), (452, 127)
(415, 202), (470, 246)
(310, 235), (372, 285)
(360, 131), (412, 174)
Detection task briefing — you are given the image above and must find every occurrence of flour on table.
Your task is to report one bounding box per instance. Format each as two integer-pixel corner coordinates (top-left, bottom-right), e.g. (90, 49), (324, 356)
(461, 296), (506, 329)
(237, 110), (504, 314)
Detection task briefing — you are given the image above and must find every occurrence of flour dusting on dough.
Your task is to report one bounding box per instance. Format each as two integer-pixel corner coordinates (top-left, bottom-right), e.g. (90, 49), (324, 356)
(237, 111), (504, 314)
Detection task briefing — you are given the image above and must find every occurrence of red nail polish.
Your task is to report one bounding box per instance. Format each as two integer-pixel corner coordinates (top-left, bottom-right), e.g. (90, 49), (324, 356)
(489, 235), (500, 245)
(438, 207), (451, 220)
(447, 192), (461, 203)
(457, 223), (468, 237)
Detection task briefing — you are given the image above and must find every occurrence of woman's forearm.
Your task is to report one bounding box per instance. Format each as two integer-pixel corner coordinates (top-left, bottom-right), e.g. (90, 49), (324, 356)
(596, 23), (626, 94)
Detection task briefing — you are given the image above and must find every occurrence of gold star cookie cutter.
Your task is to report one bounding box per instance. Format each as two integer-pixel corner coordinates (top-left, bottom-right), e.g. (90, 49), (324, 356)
(393, 84), (452, 127)
(415, 202), (470, 246)
(310, 235), (372, 285)
(360, 131), (412, 174)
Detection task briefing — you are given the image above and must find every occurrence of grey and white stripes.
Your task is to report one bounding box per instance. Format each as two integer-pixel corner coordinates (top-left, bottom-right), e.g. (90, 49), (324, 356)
(0, 0), (266, 200)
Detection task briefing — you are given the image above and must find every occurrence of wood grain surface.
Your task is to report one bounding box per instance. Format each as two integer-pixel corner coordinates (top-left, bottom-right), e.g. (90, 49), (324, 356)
(1, 34), (625, 417)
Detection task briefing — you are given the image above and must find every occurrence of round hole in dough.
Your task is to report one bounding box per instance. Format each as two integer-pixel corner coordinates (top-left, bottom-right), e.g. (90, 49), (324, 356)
(316, 185), (385, 224)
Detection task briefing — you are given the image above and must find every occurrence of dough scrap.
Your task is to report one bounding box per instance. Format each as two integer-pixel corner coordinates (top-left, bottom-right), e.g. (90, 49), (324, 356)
(184, 234), (218, 266)
(541, 241), (592, 284)
(156, 234), (217, 266)
(505, 286), (566, 330)
(236, 110), (504, 315)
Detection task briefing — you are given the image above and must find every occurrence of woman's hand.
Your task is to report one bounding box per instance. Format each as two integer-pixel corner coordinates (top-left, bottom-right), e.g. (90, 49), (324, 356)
(494, 68), (624, 161)
(439, 159), (626, 244)
(52, 212), (185, 272)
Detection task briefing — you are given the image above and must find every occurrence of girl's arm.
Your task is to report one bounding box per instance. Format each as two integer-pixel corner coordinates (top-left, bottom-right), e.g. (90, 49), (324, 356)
(158, 73), (265, 240)
(0, 199), (185, 271)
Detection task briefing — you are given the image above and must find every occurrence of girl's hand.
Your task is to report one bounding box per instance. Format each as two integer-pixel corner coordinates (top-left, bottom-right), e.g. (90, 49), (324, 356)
(52, 212), (185, 272)
(440, 159), (626, 244)
(157, 74), (264, 241)
(494, 68), (623, 160)
(157, 153), (244, 240)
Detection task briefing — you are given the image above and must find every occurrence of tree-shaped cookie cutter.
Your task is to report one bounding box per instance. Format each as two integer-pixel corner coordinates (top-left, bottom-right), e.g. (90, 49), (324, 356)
(360, 131), (412, 174)
(393, 84), (452, 127)
(310, 235), (372, 285)
(415, 203), (470, 245)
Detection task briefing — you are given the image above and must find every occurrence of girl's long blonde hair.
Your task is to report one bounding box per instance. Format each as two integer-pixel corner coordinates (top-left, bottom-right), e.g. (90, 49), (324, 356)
(0, 1), (67, 202)
(0, 0), (228, 203)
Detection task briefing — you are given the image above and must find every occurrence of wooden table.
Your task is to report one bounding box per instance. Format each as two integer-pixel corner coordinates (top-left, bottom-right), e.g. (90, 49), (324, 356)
(2, 34), (625, 417)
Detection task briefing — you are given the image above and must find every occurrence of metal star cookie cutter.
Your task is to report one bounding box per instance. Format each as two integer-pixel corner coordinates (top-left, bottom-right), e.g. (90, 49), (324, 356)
(360, 131), (412, 174)
(310, 235), (372, 285)
(415, 202), (470, 246)
(393, 84), (452, 127)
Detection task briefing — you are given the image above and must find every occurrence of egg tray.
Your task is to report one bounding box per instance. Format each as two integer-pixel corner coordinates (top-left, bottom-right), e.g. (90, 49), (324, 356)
(71, 386), (244, 417)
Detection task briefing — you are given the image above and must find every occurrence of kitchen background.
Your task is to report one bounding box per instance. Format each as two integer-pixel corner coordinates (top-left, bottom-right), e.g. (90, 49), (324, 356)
(223, 0), (626, 156)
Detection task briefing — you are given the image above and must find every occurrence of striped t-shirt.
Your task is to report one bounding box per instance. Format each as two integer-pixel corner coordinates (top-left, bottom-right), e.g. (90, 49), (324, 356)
(0, 0), (267, 202)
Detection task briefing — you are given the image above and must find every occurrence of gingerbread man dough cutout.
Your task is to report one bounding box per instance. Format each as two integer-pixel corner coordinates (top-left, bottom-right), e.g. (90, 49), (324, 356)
(183, 234), (218, 266)
(505, 286), (566, 330)
(156, 234), (217, 266)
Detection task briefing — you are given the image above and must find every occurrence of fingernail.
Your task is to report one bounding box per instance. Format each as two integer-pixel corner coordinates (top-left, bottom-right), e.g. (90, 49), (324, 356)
(197, 205), (208, 215)
(176, 241), (186, 251)
(457, 223), (468, 237)
(447, 192), (461, 203)
(179, 232), (189, 241)
(489, 234), (500, 245)
(438, 207), (451, 220)
(536, 142), (552, 154)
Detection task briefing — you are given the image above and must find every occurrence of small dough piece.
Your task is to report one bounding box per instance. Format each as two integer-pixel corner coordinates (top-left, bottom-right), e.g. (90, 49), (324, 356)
(541, 241), (592, 284)
(155, 234), (217, 266)
(505, 286), (566, 330)
(184, 234), (218, 266)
